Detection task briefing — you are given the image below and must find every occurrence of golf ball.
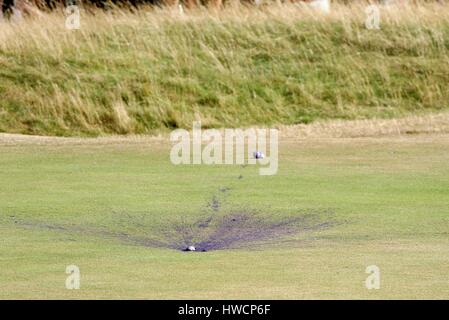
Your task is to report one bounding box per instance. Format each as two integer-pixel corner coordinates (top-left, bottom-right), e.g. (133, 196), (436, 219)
(254, 151), (265, 159)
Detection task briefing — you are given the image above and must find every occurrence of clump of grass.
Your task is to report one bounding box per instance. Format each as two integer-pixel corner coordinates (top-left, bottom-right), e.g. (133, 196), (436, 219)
(0, 2), (448, 136)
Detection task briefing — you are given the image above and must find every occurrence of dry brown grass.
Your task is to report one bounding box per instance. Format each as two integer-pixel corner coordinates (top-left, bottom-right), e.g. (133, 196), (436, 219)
(1, 2), (449, 136)
(1, 111), (448, 146)
(279, 110), (449, 138)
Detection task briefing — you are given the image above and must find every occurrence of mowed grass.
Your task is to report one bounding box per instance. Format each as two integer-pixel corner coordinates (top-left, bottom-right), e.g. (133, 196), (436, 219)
(0, 2), (449, 136)
(0, 134), (448, 299)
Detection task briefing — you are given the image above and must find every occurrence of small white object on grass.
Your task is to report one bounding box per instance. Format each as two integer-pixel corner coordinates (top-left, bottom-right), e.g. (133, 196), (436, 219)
(254, 151), (265, 159)
(187, 246), (196, 251)
(309, 0), (330, 14)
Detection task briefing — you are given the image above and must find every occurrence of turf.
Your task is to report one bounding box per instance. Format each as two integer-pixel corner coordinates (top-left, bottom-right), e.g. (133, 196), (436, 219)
(1, 133), (448, 299)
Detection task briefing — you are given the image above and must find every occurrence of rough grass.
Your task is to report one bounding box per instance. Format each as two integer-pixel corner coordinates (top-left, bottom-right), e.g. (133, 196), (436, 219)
(0, 2), (449, 136)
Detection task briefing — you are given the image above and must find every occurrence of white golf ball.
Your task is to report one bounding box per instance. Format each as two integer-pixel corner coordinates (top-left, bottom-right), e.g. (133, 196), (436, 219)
(254, 151), (264, 159)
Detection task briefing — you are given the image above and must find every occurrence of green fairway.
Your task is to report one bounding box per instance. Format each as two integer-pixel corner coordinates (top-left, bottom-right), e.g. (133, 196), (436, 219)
(1, 133), (448, 299)
(1, 4), (449, 136)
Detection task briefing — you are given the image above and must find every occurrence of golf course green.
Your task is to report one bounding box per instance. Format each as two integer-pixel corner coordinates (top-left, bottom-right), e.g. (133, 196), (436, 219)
(1, 131), (448, 299)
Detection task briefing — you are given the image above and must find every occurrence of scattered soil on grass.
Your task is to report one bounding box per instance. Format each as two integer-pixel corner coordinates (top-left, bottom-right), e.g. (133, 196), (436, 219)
(4, 186), (335, 251)
(163, 211), (334, 251)
(7, 210), (335, 252)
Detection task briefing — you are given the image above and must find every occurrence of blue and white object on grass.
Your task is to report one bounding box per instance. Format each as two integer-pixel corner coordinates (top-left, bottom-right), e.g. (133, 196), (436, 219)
(254, 151), (265, 159)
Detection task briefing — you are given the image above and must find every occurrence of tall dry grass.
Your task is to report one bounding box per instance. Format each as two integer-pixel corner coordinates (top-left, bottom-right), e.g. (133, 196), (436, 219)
(0, 2), (448, 136)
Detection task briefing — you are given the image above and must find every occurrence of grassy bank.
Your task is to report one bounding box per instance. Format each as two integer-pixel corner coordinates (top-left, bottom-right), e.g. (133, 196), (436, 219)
(0, 2), (449, 136)
(1, 134), (449, 298)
